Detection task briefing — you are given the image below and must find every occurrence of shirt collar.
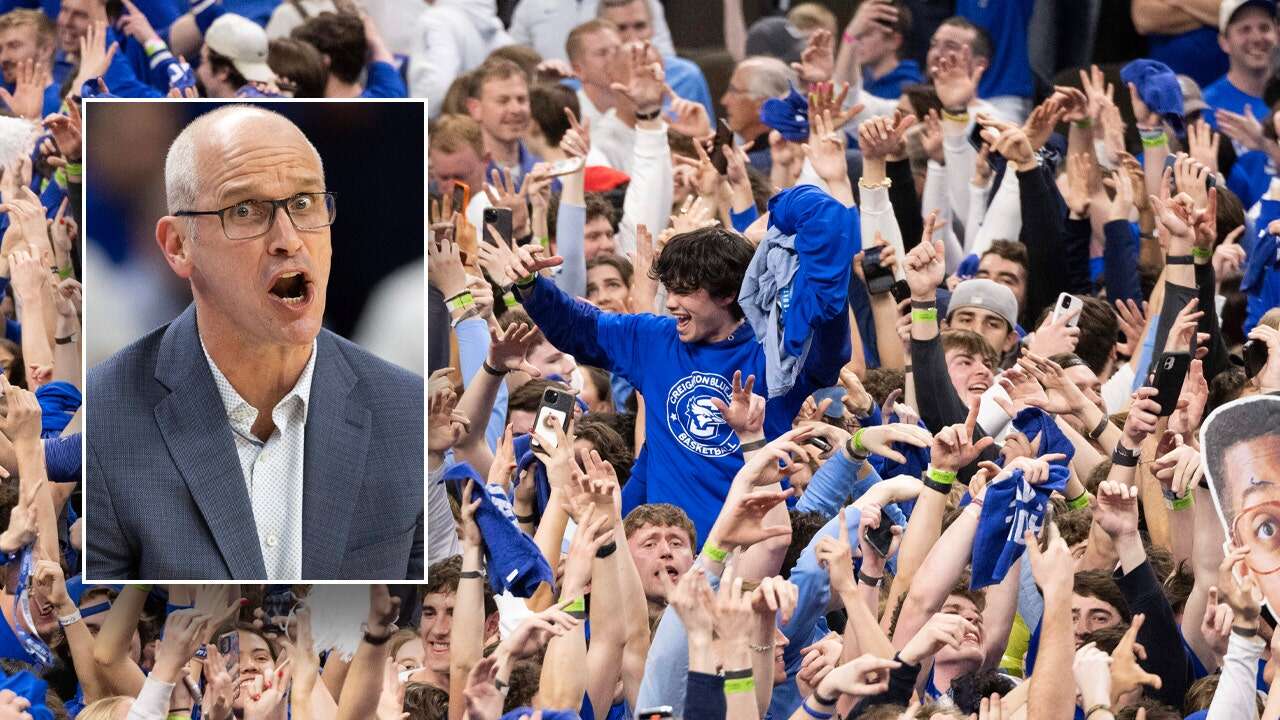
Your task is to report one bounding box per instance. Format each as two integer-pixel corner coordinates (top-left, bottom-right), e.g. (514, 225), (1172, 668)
(200, 336), (318, 440)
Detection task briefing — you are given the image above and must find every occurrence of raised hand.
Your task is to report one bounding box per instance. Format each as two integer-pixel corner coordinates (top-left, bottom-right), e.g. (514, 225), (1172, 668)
(814, 654), (901, 700)
(1216, 546), (1263, 629)
(0, 466), (37, 553)
(667, 95), (711, 139)
(1213, 225), (1247, 281)
(1217, 105), (1265, 152)
(802, 108), (850, 186)
(0, 59), (49, 121)
(977, 114), (1036, 171)
(791, 28), (835, 86)
(502, 238), (563, 285)
(1094, 480), (1139, 541)
(708, 371), (765, 439)
(487, 322), (542, 377)
(814, 508), (856, 594)
(665, 565), (716, 642)
(498, 601), (582, 661)
(1072, 642), (1114, 711)
(1024, 525), (1073, 598)
(0, 374), (41, 445)
(1114, 298), (1147, 358)
(427, 226), (467, 299)
(748, 575), (798, 625)
(459, 480), (483, 548)
(858, 112), (917, 163)
(1109, 614), (1162, 702)
(1187, 119), (1221, 173)
(899, 611), (978, 665)
(930, 400), (994, 472)
(117, 0), (161, 45)
(1079, 64), (1114, 125)
(560, 108), (591, 160)
(427, 372), (468, 453)
(73, 22), (119, 89)
(714, 486), (794, 549)
(483, 165), (531, 240)
(1022, 94), (1066, 151)
(154, 609), (216, 683)
(853, 423), (932, 464)
(610, 42), (667, 114)
(1121, 386), (1161, 446)
(1026, 307), (1081, 358)
(930, 48), (983, 110)
(920, 109), (944, 163)
(903, 211), (945, 301)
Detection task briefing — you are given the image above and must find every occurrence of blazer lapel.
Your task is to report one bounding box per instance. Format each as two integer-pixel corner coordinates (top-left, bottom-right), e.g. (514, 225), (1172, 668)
(153, 305), (267, 579)
(300, 332), (371, 579)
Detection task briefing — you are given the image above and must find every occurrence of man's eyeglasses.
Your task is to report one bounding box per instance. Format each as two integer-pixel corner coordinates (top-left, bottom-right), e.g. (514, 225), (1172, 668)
(1232, 500), (1280, 574)
(174, 192), (337, 241)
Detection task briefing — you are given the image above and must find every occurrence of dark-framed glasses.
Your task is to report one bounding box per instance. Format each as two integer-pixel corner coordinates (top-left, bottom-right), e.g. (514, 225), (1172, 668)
(174, 192), (336, 240)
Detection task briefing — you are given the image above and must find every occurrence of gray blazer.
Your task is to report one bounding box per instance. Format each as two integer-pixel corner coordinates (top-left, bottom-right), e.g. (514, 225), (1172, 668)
(85, 305), (424, 581)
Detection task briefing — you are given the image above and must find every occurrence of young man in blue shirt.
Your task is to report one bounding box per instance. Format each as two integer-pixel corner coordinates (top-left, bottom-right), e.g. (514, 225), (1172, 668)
(1204, 0), (1276, 133)
(502, 161), (858, 545)
(847, 0), (924, 100)
(954, 0), (1036, 122)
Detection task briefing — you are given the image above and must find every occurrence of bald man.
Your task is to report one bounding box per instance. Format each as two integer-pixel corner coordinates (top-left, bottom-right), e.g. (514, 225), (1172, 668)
(85, 105), (424, 581)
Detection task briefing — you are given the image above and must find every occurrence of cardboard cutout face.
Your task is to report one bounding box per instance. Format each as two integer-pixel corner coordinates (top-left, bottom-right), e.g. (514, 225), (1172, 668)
(1201, 395), (1280, 607)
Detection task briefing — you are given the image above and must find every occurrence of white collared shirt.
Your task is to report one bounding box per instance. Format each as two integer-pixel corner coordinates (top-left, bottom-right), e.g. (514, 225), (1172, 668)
(201, 338), (316, 580)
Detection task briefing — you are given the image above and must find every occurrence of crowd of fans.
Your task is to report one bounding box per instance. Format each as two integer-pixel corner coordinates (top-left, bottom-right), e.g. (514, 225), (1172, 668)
(424, 0), (1280, 719)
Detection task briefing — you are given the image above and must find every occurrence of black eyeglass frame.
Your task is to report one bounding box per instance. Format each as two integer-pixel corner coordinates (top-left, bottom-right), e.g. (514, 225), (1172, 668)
(173, 192), (337, 240)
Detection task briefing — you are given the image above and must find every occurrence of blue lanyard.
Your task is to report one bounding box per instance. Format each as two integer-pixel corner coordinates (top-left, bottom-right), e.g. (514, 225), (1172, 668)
(13, 548), (53, 669)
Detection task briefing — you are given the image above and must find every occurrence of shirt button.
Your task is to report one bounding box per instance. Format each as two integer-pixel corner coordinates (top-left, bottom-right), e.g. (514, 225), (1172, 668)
(266, 533), (279, 548)
(259, 450), (270, 463)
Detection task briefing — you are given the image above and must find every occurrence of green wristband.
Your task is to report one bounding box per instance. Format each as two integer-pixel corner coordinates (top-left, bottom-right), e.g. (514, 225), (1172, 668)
(564, 597), (586, 619)
(927, 466), (957, 486)
(57, 265), (74, 280)
(704, 541), (728, 563)
(724, 676), (755, 694)
(1066, 492), (1092, 510)
(503, 291), (518, 308)
(445, 291), (475, 312)
(1191, 246), (1213, 259)
(911, 308), (938, 322)
(1169, 493), (1194, 511)
(1140, 132), (1167, 149)
(851, 427), (868, 455)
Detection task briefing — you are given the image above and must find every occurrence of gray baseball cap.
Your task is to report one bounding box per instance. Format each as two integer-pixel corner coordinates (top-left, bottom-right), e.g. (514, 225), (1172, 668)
(947, 279), (1019, 331)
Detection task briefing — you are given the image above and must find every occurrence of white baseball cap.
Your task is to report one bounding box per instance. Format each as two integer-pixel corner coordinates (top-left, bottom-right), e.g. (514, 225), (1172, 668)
(1219, 0), (1277, 34)
(205, 14), (274, 84)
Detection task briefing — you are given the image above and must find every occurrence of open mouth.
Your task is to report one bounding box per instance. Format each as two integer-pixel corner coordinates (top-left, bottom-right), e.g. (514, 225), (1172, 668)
(427, 639), (450, 655)
(268, 270), (311, 306)
(963, 630), (981, 645)
(968, 382), (990, 395)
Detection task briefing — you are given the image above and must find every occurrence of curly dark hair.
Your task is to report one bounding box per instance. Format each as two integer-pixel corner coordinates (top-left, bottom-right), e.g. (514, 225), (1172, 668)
(650, 225), (755, 320)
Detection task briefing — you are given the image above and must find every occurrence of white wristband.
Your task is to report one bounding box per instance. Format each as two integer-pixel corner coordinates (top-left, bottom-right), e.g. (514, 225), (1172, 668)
(58, 609), (82, 627)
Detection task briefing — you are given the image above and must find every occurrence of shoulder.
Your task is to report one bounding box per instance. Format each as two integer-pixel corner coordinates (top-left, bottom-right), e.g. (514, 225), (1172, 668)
(663, 55), (706, 80)
(320, 331), (423, 397)
(1201, 76), (1236, 102)
(88, 322), (169, 398)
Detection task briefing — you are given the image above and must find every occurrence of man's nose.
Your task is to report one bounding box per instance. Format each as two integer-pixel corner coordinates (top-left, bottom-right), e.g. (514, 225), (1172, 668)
(266, 205), (305, 255)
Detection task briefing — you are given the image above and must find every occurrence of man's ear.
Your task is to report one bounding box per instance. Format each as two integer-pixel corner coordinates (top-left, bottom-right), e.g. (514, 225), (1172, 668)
(466, 96), (481, 120)
(156, 217), (194, 279)
(1003, 329), (1019, 354)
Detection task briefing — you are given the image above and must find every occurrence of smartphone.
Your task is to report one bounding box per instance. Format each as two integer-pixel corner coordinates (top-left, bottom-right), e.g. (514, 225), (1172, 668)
(544, 157), (585, 177)
(1149, 351), (1192, 416)
(707, 119), (735, 175)
(968, 123), (998, 170)
(217, 630), (239, 685)
(864, 509), (895, 557)
(449, 180), (470, 214)
(532, 387), (575, 450)
(862, 247), (895, 295)
(1243, 338), (1269, 379)
(890, 279), (911, 304)
(636, 708), (674, 720)
(1163, 154), (1218, 191)
(1052, 293), (1084, 328)
(483, 206), (512, 246)
(804, 436), (832, 454)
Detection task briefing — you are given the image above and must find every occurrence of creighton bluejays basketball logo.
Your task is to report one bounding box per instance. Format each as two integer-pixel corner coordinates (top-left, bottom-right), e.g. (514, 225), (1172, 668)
(666, 372), (739, 457)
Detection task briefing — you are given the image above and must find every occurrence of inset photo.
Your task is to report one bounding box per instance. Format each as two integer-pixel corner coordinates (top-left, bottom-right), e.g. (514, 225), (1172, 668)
(84, 99), (426, 582)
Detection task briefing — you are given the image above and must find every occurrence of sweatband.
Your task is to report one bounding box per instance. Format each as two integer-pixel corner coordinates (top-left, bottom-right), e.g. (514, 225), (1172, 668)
(1191, 246), (1213, 259)
(1165, 255), (1193, 265)
(445, 291), (475, 311)
(1139, 130), (1167, 149)
(851, 427), (868, 455)
(911, 308), (938, 322)
(1067, 492), (1092, 510)
(740, 438), (767, 453)
(703, 542), (729, 563)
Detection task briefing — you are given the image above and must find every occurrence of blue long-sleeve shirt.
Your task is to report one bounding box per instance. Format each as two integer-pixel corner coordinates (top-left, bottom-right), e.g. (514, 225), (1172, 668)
(517, 185), (855, 545)
(1103, 219), (1142, 304)
(455, 316), (509, 451)
(360, 60), (407, 98)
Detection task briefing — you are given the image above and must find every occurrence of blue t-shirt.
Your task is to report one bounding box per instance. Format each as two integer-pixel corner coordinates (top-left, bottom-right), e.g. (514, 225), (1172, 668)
(959, 0), (1036, 99)
(863, 59), (924, 99)
(1148, 27), (1229, 88)
(664, 54), (716, 126)
(1203, 76), (1269, 131)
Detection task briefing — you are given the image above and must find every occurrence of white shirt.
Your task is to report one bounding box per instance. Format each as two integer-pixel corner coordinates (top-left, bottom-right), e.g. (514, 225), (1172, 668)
(202, 338), (316, 580)
(411, 0), (514, 117)
(509, 0), (675, 61)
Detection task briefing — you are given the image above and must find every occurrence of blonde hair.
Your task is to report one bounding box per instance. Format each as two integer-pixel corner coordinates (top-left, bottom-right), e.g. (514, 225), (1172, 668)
(0, 9), (54, 57)
(429, 114), (485, 158)
(77, 697), (133, 720)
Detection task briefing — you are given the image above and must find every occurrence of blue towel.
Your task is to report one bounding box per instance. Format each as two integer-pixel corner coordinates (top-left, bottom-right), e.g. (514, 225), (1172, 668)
(512, 433), (554, 521)
(970, 409), (1070, 589)
(443, 462), (555, 599)
(35, 381), (80, 439)
(0, 671), (50, 720)
(1119, 59), (1185, 133)
(760, 84), (810, 142)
